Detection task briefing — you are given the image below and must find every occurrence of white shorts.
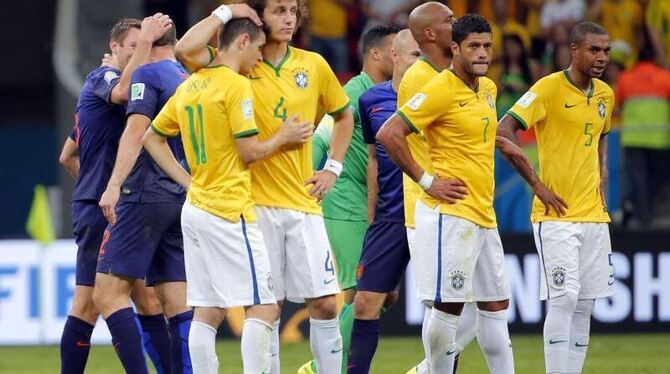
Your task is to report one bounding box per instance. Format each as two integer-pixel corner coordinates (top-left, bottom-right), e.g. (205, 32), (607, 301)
(181, 201), (275, 308)
(255, 206), (340, 303)
(414, 200), (509, 303)
(532, 221), (614, 300)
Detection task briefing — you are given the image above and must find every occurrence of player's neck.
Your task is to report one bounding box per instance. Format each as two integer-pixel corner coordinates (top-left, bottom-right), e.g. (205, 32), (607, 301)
(451, 64), (479, 92)
(566, 65), (592, 93)
(262, 40), (290, 66)
(150, 46), (176, 63)
(212, 53), (241, 74)
(362, 63), (387, 85)
(391, 69), (402, 92)
(420, 44), (451, 71)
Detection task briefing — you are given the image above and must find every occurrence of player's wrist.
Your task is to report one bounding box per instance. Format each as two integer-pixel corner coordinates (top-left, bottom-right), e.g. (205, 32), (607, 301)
(212, 5), (233, 24)
(324, 158), (343, 178)
(418, 171), (434, 191)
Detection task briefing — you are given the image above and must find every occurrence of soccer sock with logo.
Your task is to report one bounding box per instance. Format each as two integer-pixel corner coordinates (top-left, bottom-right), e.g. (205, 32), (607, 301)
(566, 299), (594, 374)
(106, 307), (149, 374)
(476, 309), (515, 373)
(427, 308), (459, 373)
(310, 317), (342, 374)
(346, 318), (380, 374)
(60, 315), (95, 374)
(455, 302), (478, 353)
(338, 302), (354, 373)
(168, 309), (193, 374)
(188, 321), (219, 374)
(138, 313), (171, 374)
(241, 318), (273, 374)
(544, 292), (578, 374)
(269, 319), (280, 374)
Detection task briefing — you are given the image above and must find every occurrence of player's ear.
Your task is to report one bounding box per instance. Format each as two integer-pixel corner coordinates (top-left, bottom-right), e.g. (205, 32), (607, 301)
(109, 40), (119, 55)
(239, 33), (250, 51)
(423, 27), (435, 42)
(450, 41), (459, 57)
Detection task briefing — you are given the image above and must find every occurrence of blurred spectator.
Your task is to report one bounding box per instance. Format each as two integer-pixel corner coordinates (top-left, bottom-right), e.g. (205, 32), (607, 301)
(586, 0), (642, 67)
(306, 0), (352, 73)
(361, 0), (421, 31)
(540, 0), (585, 43)
(497, 33), (534, 118)
(616, 43), (670, 227)
(490, 0), (533, 82)
(644, 0), (670, 68)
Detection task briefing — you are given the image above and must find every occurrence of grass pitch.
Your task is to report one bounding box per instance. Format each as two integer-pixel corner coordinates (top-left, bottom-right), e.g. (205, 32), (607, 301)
(1, 334), (668, 373)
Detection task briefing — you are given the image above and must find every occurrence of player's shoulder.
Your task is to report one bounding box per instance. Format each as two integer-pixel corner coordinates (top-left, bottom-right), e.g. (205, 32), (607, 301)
(360, 81), (389, 106)
(87, 65), (120, 83)
(593, 78), (614, 98)
(480, 76), (498, 92)
(290, 46), (328, 67)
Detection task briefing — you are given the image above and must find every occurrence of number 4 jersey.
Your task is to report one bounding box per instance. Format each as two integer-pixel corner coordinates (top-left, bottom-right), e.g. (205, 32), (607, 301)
(507, 69), (614, 223)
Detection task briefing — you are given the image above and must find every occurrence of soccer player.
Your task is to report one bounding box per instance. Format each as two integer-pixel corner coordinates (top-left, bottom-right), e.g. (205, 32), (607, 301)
(497, 22), (615, 374)
(378, 15), (515, 373)
(345, 29), (420, 374)
(143, 18), (315, 373)
(398, 3), (478, 373)
(175, 2), (355, 373)
(93, 20), (192, 374)
(58, 15), (175, 374)
(306, 24), (398, 374)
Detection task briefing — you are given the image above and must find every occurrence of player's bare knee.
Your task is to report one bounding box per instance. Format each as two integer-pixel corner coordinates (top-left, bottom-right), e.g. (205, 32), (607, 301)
(477, 299), (509, 312)
(154, 281), (188, 318)
(434, 302), (464, 316)
(194, 307), (226, 328)
(306, 295), (338, 319)
(384, 290), (400, 308)
(246, 303), (279, 324)
(70, 288), (99, 323)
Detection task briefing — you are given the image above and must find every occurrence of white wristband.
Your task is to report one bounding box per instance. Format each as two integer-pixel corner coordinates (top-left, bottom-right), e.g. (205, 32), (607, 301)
(418, 172), (434, 191)
(212, 5), (233, 24)
(324, 159), (343, 177)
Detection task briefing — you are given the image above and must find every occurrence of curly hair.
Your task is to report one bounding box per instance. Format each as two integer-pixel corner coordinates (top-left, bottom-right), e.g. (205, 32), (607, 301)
(245, 0), (308, 29)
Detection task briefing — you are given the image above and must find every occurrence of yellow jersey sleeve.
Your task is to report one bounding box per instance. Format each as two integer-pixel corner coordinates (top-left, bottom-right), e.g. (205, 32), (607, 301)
(603, 90), (615, 134)
(227, 78), (259, 139)
(151, 95), (180, 137)
(315, 54), (350, 115)
(397, 76), (449, 133)
(506, 78), (551, 130)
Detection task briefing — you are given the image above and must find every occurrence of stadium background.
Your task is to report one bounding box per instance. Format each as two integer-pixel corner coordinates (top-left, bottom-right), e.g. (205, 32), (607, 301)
(0, 0), (669, 371)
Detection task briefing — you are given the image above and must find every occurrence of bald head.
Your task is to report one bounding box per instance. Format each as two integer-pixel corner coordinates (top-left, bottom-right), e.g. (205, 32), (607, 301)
(408, 2), (454, 46)
(393, 29), (418, 54)
(392, 29), (421, 80)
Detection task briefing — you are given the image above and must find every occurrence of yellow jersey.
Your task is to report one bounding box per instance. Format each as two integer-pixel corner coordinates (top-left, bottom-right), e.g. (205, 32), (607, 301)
(249, 47), (350, 214)
(507, 70), (614, 223)
(646, 0), (670, 58)
(307, 0), (347, 38)
(397, 57), (441, 228)
(398, 70), (499, 228)
(151, 65), (259, 222)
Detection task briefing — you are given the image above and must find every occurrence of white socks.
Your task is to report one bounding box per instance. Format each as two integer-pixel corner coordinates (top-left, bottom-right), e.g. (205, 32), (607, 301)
(567, 299), (594, 374)
(309, 317), (342, 374)
(189, 321), (219, 374)
(427, 308), (459, 373)
(455, 302), (478, 353)
(241, 318), (273, 374)
(476, 309), (515, 373)
(270, 319), (280, 374)
(544, 292), (578, 373)
(415, 306), (432, 374)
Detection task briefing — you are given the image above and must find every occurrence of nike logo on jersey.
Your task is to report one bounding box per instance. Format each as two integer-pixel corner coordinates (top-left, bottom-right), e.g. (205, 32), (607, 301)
(323, 278), (336, 285)
(459, 100), (470, 107)
(76, 340), (91, 347)
(575, 342), (589, 347)
(371, 106), (384, 113)
(564, 103), (578, 108)
(446, 350), (456, 355)
(331, 348), (343, 353)
(549, 339), (567, 344)
(249, 76), (262, 80)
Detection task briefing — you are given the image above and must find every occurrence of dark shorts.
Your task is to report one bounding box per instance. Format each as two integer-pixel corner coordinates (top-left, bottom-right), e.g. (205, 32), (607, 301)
(72, 201), (107, 286)
(96, 202), (185, 286)
(356, 220), (410, 293)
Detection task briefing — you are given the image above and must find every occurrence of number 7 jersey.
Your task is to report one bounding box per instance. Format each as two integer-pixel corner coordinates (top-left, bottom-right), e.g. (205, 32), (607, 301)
(507, 70), (615, 223)
(248, 47), (350, 215)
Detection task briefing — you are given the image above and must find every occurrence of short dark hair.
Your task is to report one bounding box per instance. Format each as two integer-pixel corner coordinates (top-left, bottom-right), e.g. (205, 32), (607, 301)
(246, 0), (308, 29)
(218, 18), (264, 49)
(154, 24), (177, 47)
(110, 18), (142, 44)
(451, 14), (492, 45)
(361, 25), (401, 55)
(569, 21), (608, 46)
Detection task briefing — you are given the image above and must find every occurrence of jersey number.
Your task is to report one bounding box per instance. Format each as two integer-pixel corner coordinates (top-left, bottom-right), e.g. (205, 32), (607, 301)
(584, 122), (593, 147)
(185, 104), (207, 164)
(482, 117), (490, 142)
(274, 97), (287, 122)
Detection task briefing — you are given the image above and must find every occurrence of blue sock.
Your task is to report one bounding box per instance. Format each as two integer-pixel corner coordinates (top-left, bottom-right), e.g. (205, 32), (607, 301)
(106, 307), (148, 374)
(346, 319), (380, 374)
(168, 310), (193, 374)
(60, 315), (94, 374)
(138, 313), (171, 374)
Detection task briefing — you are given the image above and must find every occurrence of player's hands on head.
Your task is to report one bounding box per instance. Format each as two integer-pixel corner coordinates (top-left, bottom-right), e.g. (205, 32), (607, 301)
(305, 170), (338, 203)
(99, 186), (121, 225)
(278, 114), (313, 146)
(228, 4), (263, 26)
(533, 182), (568, 217)
(425, 176), (468, 204)
(101, 53), (118, 68)
(139, 13), (173, 43)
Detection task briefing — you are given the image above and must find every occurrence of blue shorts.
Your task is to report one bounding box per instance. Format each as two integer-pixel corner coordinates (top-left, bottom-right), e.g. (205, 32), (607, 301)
(356, 220), (410, 293)
(96, 202), (185, 286)
(72, 201), (107, 286)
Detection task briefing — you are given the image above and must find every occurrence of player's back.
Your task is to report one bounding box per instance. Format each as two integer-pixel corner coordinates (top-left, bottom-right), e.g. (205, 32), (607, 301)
(360, 81), (404, 222)
(73, 66), (126, 202)
(248, 46), (350, 215)
(124, 60), (189, 204)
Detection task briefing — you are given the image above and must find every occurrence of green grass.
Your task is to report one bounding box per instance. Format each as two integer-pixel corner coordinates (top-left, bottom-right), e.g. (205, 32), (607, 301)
(1, 334), (668, 373)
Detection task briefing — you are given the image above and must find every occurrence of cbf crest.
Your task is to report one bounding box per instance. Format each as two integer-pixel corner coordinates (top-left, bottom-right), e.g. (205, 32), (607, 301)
(293, 69), (309, 89)
(552, 266), (566, 286)
(484, 89), (495, 110)
(450, 270), (466, 290)
(597, 98), (606, 119)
